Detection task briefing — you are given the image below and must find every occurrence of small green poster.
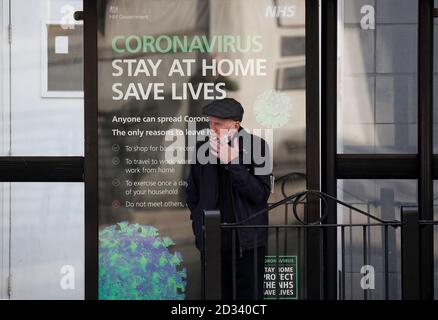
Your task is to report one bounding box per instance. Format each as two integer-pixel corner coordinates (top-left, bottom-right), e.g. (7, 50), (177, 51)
(264, 256), (298, 300)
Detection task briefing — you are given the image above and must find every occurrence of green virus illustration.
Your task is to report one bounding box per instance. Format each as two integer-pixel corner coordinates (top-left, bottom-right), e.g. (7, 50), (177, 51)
(99, 222), (187, 300)
(253, 90), (293, 128)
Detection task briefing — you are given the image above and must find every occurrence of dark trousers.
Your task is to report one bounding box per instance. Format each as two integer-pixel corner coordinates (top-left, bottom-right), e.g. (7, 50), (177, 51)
(220, 246), (265, 300)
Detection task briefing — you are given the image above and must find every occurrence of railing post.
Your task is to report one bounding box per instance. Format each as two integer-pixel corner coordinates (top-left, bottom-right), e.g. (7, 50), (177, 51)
(203, 210), (221, 300)
(401, 207), (420, 300)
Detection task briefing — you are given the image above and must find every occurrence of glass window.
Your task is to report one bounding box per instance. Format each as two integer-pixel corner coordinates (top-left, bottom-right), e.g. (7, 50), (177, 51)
(338, 0), (418, 154)
(277, 66), (306, 90)
(0, 182), (84, 299)
(0, 0), (85, 301)
(281, 36), (306, 57)
(97, 0), (307, 300)
(337, 179), (417, 299)
(47, 24), (83, 92)
(0, 0), (84, 156)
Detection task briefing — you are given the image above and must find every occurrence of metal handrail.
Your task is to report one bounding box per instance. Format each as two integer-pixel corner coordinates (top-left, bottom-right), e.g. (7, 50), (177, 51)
(221, 222), (402, 229)
(225, 189), (400, 227)
(274, 171), (306, 199)
(418, 220), (438, 225)
(203, 172), (434, 300)
(202, 176), (431, 300)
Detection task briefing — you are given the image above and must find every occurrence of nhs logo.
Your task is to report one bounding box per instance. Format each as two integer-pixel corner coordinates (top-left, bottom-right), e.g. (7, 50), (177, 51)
(265, 5), (296, 18)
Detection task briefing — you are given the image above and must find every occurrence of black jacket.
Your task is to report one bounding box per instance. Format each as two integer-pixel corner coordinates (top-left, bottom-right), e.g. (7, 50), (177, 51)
(185, 128), (272, 252)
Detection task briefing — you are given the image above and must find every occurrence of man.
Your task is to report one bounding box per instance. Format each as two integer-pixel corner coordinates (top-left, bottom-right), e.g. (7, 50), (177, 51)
(185, 98), (272, 300)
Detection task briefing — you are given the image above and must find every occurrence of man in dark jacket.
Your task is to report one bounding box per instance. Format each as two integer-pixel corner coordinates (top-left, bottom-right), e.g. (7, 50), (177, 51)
(186, 98), (272, 300)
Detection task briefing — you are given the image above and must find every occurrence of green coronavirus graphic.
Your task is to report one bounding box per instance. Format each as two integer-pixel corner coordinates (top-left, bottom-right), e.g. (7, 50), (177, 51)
(99, 222), (187, 300)
(253, 90), (293, 128)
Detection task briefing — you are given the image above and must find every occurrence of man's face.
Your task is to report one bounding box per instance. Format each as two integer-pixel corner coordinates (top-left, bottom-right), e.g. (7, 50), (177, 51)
(208, 116), (240, 141)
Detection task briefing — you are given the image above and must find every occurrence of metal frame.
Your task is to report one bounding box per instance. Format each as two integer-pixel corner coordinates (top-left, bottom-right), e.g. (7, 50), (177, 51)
(320, 0), (436, 300)
(83, 0), (98, 300)
(305, 0), (322, 300)
(0, 4), (88, 301)
(0, 157), (83, 182)
(203, 190), (418, 300)
(80, 0), (323, 300)
(338, 154), (438, 179)
(321, 0), (338, 300)
(203, 210), (222, 300)
(401, 207), (421, 299)
(418, 0), (434, 300)
(337, 155), (418, 179)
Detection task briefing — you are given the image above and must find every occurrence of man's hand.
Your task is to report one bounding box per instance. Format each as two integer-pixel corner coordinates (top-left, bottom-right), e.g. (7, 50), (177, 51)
(210, 136), (239, 164)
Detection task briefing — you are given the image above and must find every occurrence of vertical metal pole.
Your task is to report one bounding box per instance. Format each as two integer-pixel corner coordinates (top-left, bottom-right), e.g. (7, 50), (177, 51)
(83, 0), (98, 300)
(253, 232), (258, 300)
(305, 0), (321, 300)
(321, 0), (338, 300)
(275, 227), (280, 300)
(384, 225), (389, 300)
(362, 226), (368, 301)
(418, 0), (434, 300)
(380, 188), (395, 299)
(401, 207), (421, 300)
(341, 226), (345, 300)
(232, 230), (236, 300)
(203, 210), (221, 300)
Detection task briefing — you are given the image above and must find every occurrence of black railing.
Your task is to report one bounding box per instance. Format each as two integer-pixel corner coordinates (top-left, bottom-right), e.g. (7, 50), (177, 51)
(202, 187), (438, 300)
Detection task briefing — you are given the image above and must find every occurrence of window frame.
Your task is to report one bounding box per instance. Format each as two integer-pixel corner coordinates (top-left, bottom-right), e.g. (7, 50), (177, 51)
(321, 0), (435, 299)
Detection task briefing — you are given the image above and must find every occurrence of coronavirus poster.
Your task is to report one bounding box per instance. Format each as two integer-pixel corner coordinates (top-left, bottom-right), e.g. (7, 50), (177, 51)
(97, 0), (306, 300)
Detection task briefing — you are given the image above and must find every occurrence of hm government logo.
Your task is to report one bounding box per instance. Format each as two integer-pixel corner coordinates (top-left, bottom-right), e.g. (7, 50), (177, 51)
(265, 5), (296, 18)
(108, 5), (149, 21)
